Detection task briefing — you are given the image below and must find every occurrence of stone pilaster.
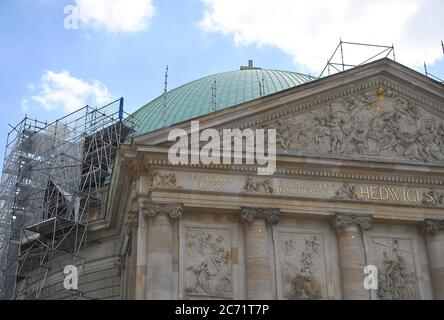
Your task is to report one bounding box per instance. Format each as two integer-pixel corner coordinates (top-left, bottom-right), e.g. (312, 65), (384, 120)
(135, 201), (148, 300)
(124, 210), (138, 300)
(423, 219), (444, 300)
(331, 214), (372, 300)
(241, 207), (279, 300)
(140, 201), (183, 300)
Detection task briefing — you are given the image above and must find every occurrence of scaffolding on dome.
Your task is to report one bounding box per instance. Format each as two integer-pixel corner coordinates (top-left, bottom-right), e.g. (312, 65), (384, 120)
(0, 98), (137, 300)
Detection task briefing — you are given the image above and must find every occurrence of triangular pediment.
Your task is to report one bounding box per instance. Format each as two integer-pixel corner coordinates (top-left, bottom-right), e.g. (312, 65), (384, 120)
(259, 86), (444, 165)
(132, 59), (444, 166)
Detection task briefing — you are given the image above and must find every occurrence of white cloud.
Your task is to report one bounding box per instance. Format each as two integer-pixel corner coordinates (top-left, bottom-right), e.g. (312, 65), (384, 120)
(76, 0), (155, 32)
(31, 71), (113, 113)
(199, 0), (444, 72)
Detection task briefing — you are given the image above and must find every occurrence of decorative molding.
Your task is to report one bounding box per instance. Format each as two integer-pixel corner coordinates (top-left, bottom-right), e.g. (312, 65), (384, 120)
(240, 207), (280, 225)
(151, 169), (177, 188)
(421, 190), (444, 207)
(331, 214), (373, 231)
(334, 183), (359, 200)
(129, 159), (145, 173)
(423, 219), (444, 235)
(143, 161), (444, 187)
(125, 210), (139, 229)
(243, 177), (273, 193)
(137, 200), (183, 220)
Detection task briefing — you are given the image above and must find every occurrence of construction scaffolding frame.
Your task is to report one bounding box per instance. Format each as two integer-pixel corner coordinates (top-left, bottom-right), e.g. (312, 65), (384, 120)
(0, 98), (137, 300)
(319, 39), (396, 79)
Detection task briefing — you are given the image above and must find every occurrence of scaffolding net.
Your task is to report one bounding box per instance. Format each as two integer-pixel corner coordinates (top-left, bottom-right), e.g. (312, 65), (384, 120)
(0, 98), (137, 300)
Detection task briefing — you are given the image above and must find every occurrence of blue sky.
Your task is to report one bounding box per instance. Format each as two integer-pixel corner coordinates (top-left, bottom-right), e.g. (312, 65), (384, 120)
(0, 0), (443, 165)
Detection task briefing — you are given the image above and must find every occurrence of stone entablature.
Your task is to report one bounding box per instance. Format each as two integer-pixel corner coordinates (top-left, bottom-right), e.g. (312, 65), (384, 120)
(148, 170), (444, 208)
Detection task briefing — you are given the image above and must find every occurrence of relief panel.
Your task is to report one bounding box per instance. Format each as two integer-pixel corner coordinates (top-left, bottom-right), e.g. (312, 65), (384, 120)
(363, 224), (433, 300)
(273, 219), (341, 300)
(179, 221), (241, 299)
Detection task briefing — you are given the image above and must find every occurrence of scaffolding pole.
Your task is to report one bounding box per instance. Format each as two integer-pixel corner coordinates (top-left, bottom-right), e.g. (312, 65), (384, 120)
(0, 98), (137, 300)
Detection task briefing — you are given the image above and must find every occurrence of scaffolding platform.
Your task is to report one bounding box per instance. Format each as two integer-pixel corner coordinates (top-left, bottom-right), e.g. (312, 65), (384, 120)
(25, 217), (86, 239)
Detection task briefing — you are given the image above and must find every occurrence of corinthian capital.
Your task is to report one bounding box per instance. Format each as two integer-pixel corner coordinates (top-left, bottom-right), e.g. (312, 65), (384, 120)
(240, 207), (280, 225)
(137, 199), (183, 220)
(423, 219), (444, 235)
(331, 214), (373, 231)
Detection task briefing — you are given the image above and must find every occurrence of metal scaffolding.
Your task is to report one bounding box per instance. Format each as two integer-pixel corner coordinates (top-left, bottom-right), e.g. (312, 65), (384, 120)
(319, 39), (396, 78)
(0, 98), (137, 300)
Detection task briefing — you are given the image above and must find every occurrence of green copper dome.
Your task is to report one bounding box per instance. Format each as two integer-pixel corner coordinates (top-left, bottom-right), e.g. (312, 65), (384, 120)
(128, 64), (315, 137)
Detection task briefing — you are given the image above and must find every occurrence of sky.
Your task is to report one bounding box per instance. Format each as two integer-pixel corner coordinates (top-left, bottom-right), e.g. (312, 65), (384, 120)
(0, 0), (443, 164)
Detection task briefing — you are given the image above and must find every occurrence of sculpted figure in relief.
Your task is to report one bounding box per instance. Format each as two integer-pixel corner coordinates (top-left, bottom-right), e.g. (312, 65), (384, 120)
(377, 239), (419, 300)
(266, 89), (444, 163)
(184, 229), (232, 298)
(281, 235), (322, 300)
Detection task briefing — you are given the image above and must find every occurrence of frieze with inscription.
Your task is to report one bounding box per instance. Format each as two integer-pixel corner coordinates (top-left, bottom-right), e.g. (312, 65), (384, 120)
(178, 172), (443, 207)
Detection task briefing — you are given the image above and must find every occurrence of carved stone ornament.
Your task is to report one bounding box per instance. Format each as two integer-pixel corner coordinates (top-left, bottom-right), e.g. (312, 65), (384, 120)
(421, 190), (444, 207)
(334, 183), (359, 200)
(137, 200), (183, 219)
(281, 235), (323, 300)
(125, 210), (139, 228)
(151, 169), (177, 188)
(377, 239), (419, 300)
(260, 89), (444, 164)
(243, 177), (274, 194)
(184, 228), (233, 298)
(240, 207), (280, 225)
(423, 219), (444, 235)
(331, 214), (373, 231)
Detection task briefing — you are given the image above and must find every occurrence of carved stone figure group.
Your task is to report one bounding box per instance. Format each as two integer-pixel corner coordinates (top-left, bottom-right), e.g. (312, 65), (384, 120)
(184, 229), (232, 298)
(265, 89), (444, 163)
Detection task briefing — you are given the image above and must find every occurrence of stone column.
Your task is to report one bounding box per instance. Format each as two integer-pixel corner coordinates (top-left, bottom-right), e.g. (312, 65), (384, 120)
(331, 214), (372, 300)
(423, 219), (444, 300)
(241, 207), (279, 300)
(142, 201), (183, 300)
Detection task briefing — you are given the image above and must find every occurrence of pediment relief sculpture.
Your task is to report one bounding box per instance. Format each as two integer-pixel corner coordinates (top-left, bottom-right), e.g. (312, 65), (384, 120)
(260, 88), (444, 164)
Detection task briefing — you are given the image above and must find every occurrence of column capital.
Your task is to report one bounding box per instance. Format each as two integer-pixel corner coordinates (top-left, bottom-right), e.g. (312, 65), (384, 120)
(240, 207), (280, 225)
(331, 214), (373, 231)
(422, 219), (444, 235)
(137, 199), (183, 220)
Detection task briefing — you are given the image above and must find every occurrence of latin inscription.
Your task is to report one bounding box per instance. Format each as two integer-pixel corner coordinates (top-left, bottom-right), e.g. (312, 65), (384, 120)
(191, 174), (233, 191)
(277, 180), (335, 198)
(185, 173), (441, 207)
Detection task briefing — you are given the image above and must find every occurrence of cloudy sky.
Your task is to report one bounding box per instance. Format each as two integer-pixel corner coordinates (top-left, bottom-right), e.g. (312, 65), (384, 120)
(0, 0), (443, 161)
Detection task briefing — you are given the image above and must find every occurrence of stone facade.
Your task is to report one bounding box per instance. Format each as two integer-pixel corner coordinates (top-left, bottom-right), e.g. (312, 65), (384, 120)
(52, 59), (444, 300)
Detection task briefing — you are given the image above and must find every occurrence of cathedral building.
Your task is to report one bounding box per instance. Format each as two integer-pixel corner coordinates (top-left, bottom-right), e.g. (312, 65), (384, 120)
(3, 58), (444, 300)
